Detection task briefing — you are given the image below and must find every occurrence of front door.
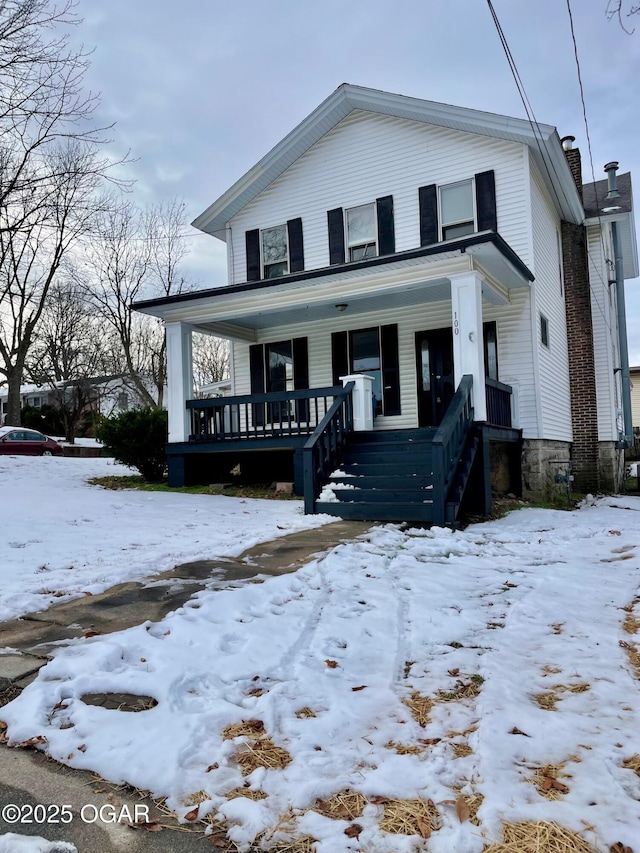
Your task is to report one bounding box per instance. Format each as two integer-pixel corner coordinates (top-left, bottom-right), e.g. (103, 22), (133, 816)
(415, 328), (454, 427)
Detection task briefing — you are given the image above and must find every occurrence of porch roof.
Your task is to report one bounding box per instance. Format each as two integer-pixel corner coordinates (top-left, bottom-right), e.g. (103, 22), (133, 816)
(134, 232), (533, 337)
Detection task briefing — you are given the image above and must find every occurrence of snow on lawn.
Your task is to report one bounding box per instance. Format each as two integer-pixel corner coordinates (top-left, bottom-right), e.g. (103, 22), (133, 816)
(3, 497), (640, 852)
(0, 455), (333, 622)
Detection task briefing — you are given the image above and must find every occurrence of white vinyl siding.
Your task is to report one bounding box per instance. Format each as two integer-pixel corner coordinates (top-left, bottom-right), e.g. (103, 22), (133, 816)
(588, 223), (621, 441)
(529, 158), (572, 442)
(230, 294), (541, 436)
(228, 111), (530, 283)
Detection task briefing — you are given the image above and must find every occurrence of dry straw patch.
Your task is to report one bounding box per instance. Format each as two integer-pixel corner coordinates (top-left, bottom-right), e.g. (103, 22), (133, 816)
(437, 676), (483, 703)
(234, 737), (292, 776)
(527, 763), (572, 800)
(482, 821), (601, 852)
(255, 809), (316, 853)
(378, 798), (441, 839)
(385, 740), (423, 755)
(533, 683), (590, 710)
(452, 742), (473, 758)
(225, 787), (268, 801)
(622, 754), (640, 777)
(294, 707), (316, 719)
(313, 789), (367, 821)
(222, 718), (292, 776)
(452, 787), (483, 826)
(403, 692), (432, 727)
(222, 719), (265, 740)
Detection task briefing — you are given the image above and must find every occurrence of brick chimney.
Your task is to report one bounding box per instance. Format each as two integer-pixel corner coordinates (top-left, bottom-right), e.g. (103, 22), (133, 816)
(560, 134), (599, 493)
(561, 136), (583, 203)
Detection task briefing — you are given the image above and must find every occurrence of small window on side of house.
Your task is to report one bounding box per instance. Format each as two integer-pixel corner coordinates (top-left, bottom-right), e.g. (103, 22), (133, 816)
(440, 179), (475, 240)
(346, 203), (377, 261)
(261, 224), (288, 279)
(540, 314), (549, 348)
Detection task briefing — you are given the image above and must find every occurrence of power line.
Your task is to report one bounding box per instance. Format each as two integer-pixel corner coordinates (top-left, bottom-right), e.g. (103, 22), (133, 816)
(486, 0), (615, 336)
(485, 0), (574, 217)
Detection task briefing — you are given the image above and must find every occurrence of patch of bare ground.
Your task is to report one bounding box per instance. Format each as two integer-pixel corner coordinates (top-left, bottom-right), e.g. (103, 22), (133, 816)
(482, 821), (603, 853)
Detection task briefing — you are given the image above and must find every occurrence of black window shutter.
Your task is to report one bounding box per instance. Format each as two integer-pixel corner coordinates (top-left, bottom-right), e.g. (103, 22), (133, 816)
(475, 170), (497, 232)
(331, 331), (349, 387)
(418, 185), (438, 246)
(287, 218), (304, 273)
(327, 208), (345, 265)
(380, 324), (401, 416)
(376, 195), (395, 256)
(246, 229), (261, 281)
(249, 344), (265, 427)
(292, 337), (309, 423)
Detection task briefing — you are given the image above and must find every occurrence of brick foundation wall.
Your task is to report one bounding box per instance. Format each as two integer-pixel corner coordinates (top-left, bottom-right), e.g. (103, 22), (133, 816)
(562, 219), (600, 493)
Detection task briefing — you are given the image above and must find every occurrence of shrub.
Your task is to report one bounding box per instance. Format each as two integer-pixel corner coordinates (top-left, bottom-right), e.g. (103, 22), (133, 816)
(95, 408), (168, 482)
(22, 404), (65, 436)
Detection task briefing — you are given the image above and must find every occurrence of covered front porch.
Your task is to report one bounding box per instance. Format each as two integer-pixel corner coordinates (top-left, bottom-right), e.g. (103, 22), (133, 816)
(135, 232), (531, 523)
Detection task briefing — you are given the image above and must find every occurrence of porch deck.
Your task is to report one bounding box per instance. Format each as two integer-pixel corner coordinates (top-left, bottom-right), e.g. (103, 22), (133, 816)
(167, 378), (520, 525)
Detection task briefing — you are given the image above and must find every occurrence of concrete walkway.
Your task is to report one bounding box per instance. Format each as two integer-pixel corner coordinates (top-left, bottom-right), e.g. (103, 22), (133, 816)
(0, 519), (372, 852)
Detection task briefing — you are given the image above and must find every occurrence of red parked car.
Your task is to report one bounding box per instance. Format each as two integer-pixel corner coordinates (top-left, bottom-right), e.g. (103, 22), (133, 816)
(0, 426), (64, 456)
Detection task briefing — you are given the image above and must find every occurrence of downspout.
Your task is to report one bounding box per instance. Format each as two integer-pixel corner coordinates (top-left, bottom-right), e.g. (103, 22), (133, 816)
(604, 162), (633, 447)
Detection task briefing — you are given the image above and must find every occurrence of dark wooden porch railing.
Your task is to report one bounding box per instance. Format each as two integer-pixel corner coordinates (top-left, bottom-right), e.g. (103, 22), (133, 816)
(432, 374), (474, 526)
(187, 386), (348, 441)
(485, 378), (512, 427)
(303, 382), (355, 514)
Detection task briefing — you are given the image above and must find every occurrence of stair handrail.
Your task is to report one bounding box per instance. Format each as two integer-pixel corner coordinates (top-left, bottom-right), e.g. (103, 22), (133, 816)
(432, 374), (474, 525)
(303, 381), (355, 514)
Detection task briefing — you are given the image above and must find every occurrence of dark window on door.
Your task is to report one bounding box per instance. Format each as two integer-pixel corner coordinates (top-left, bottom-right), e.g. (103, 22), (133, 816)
(331, 324), (400, 416)
(483, 321), (499, 381)
(350, 328), (382, 410)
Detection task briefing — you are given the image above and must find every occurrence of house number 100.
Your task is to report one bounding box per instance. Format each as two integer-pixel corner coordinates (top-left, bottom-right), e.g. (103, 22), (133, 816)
(453, 313), (459, 335)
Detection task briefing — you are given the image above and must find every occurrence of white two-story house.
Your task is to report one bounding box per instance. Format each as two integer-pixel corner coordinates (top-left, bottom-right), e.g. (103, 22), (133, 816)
(135, 84), (637, 524)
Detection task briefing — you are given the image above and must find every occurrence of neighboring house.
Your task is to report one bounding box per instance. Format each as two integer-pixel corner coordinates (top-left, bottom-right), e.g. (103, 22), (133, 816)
(0, 375), (160, 429)
(134, 84), (638, 524)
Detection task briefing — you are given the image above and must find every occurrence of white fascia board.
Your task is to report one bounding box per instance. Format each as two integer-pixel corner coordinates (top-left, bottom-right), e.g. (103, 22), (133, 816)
(192, 83), (583, 238)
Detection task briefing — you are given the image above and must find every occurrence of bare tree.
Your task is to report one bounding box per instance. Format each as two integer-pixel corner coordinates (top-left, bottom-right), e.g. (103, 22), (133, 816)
(0, 1), (127, 425)
(0, 142), (110, 424)
(192, 333), (230, 390)
(84, 197), (195, 408)
(606, 0), (640, 32)
(24, 278), (114, 440)
(80, 199), (156, 406)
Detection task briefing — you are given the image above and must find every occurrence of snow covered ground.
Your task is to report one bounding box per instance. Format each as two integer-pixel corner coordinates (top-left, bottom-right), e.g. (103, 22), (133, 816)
(2, 462), (640, 852)
(0, 455), (332, 623)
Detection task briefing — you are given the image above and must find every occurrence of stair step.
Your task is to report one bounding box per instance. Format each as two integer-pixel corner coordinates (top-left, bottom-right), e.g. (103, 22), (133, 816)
(338, 461), (434, 476)
(341, 449), (432, 466)
(330, 474), (434, 490)
(349, 428), (437, 444)
(343, 440), (435, 454)
(330, 488), (434, 503)
(316, 501), (435, 522)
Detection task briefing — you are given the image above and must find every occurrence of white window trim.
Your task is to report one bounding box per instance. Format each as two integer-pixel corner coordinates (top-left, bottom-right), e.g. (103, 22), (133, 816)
(261, 224), (289, 279)
(439, 178), (477, 242)
(345, 202), (378, 261)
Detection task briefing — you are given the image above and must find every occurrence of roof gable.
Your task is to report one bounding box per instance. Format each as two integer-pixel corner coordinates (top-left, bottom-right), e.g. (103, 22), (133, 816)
(193, 83), (584, 239)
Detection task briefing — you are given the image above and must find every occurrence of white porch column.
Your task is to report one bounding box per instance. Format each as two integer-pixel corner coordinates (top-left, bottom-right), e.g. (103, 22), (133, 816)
(165, 322), (193, 443)
(450, 272), (487, 421)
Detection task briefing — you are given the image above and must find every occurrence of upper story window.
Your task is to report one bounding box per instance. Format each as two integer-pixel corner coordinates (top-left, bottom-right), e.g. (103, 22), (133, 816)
(346, 203), (377, 261)
(440, 179), (476, 240)
(261, 224), (289, 279)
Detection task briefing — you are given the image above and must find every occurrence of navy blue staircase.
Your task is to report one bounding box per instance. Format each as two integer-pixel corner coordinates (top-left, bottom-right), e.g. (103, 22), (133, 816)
(315, 428), (439, 522)
(312, 375), (479, 526)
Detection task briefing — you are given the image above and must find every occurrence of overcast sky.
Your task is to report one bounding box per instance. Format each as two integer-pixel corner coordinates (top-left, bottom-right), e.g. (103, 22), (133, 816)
(75, 0), (640, 362)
